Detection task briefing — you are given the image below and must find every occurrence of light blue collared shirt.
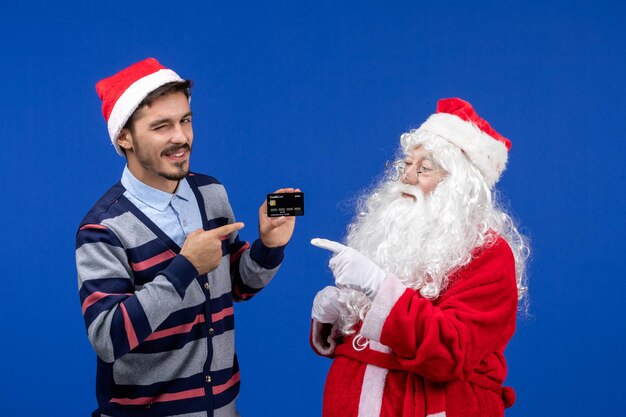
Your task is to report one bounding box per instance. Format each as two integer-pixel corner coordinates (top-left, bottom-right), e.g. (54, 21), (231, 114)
(121, 166), (203, 247)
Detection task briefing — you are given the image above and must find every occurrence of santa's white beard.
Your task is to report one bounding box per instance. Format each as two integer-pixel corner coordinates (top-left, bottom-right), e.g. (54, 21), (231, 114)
(337, 178), (487, 334)
(347, 181), (431, 285)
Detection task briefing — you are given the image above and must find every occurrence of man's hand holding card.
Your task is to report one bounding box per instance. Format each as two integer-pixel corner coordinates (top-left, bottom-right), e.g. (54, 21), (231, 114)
(258, 188), (303, 247)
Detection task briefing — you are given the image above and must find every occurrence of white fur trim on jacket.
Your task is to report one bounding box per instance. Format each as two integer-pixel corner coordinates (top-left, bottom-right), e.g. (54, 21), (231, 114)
(361, 274), (407, 342)
(357, 340), (390, 417)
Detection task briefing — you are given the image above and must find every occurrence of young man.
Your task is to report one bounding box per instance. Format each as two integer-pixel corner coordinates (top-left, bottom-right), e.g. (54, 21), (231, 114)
(77, 58), (298, 417)
(310, 98), (529, 417)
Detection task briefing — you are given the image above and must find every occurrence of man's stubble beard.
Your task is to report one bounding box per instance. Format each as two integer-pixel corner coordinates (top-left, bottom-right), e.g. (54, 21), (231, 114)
(160, 161), (190, 181)
(135, 141), (191, 182)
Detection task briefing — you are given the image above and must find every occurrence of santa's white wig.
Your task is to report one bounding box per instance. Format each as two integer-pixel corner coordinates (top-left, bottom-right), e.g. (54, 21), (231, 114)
(337, 129), (530, 335)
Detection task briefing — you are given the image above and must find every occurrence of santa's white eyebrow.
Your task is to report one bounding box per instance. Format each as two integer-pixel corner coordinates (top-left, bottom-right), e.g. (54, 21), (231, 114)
(404, 156), (434, 164)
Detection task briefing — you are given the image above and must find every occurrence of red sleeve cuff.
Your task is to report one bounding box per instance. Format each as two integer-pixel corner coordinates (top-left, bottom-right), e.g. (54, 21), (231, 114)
(310, 319), (340, 357)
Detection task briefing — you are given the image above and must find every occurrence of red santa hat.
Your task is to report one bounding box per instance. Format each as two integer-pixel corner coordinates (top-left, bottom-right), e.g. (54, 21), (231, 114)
(95, 58), (184, 156)
(417, 98), (511, 188)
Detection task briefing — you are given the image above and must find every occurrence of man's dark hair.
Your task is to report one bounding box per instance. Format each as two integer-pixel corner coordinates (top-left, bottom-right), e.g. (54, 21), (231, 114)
(123, 80), (193, 133)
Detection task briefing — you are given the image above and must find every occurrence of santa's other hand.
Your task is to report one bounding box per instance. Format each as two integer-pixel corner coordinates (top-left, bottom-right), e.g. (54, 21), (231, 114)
(311, 286), (342, 323)
(311, 237), (386, 297)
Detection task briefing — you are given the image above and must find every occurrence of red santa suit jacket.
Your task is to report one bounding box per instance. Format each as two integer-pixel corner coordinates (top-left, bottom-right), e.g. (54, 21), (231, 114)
(311, 236), (518, 417)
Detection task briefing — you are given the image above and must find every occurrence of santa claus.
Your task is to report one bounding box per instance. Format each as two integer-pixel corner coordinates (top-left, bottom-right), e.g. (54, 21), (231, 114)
(310, 98), (529, 417)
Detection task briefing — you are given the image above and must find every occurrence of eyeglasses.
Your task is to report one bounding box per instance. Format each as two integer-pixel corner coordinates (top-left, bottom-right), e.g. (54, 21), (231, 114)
(385, 160), (446, 182)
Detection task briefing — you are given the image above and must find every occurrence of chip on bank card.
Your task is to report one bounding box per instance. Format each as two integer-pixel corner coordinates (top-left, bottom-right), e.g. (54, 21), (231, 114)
(267, 192), (305, 217)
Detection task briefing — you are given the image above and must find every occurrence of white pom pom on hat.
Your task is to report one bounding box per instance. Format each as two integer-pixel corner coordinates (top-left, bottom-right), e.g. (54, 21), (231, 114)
(95, 58), (184, 156)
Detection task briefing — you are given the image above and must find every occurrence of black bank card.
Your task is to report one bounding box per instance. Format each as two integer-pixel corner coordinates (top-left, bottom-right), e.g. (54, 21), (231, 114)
(267, 192), (305, 217)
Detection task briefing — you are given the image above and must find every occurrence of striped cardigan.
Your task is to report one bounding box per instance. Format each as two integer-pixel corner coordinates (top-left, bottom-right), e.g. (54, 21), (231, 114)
(76, 173), (284, 417)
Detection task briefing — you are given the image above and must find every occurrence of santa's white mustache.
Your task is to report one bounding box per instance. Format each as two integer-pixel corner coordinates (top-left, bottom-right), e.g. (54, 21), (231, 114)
(387, 182), (424, 200)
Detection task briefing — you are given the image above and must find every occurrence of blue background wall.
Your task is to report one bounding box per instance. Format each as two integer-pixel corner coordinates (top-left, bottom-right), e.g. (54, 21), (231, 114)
(0, 1), (624, 415)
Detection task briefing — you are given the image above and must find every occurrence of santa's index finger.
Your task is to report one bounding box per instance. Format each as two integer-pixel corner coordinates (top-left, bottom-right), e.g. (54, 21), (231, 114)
(310, 238), (346, 253)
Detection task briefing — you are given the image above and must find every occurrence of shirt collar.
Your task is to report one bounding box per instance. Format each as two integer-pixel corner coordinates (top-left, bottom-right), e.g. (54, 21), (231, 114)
(121, 166), (192, 212)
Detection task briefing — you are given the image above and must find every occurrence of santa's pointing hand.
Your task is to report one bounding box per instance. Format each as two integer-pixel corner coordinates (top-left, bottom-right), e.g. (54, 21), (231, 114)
(311, 238), (387, 297)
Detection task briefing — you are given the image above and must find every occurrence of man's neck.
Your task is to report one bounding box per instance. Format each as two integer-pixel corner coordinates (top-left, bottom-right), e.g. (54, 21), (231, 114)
(126, 163), (179, 194)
